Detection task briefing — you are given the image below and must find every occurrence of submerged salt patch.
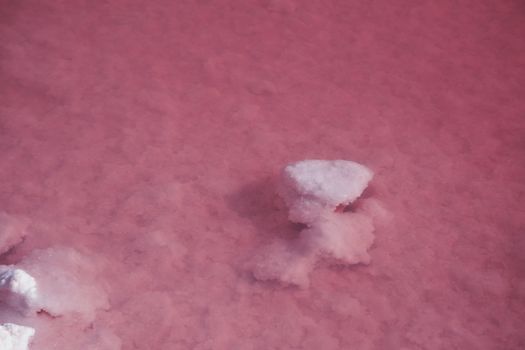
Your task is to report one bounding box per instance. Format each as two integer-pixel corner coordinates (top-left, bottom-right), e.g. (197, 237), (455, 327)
(301, 212), (374, 265)
(0, 267), (38, 314)
(78, 327), (122, 350)
(0, 323), (35, 350)
(0, 213), (29, 256)
(279, 160), (373, 224)
(252, 241), (315, 289)
(252, 212), (375, 287)
(356, 198), (392, 223)
(18, 246), (109, 322)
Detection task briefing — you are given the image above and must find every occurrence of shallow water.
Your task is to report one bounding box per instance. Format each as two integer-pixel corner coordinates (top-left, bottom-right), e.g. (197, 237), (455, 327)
(1, 1), (524, 349)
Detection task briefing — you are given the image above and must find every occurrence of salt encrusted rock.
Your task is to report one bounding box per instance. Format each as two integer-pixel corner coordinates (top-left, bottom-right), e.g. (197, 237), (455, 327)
(0, 323), (35, 350)
(252, 159), (377, 288)
(0, 213), (29, 256)
(0, 267), (38, 314)
(279, 160), (373, 224)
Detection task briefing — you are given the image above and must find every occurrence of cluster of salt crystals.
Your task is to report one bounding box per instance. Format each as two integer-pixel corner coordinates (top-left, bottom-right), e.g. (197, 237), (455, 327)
(279, 160), (374, 224)
(0, 323), (35, 350)
(0, 213), (112, 349)
(253, 160), (377, 288)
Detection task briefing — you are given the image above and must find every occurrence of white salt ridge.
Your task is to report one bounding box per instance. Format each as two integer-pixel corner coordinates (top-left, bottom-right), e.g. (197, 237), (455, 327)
(253, 160), (377, 288)
(0, 323), (35, 350)
(0, 267), (38, 314)
(0, 213), (28, 256)
(279, 160), (373, 224)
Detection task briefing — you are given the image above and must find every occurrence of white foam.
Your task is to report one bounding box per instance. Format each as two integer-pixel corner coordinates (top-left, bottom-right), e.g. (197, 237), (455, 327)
(0, 323), (35, 350)
(0, 267), (38, 314)
(279, 160), (373, 224)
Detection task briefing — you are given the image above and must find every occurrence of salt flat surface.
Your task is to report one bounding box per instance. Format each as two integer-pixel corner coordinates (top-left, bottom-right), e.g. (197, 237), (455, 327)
(0, 0), (524, 349)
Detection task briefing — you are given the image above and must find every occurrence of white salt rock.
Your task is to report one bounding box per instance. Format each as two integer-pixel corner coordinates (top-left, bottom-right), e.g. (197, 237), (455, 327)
(19, 246), (109, 322)
(302, 212), (375, 265)
(0, 267), (38, 314)
(0, 213), (29, 256)
(0, 323), (35, 350)
(279, 160), (373, 224)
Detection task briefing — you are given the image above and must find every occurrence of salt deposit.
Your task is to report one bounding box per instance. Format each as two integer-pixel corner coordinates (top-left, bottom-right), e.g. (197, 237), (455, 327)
(0, 267), (38, 314)
(279, 160), (373, 224)
(0, 323), (35, 350)
(18, 246), (109, 322)
(253, 160), (376, 287)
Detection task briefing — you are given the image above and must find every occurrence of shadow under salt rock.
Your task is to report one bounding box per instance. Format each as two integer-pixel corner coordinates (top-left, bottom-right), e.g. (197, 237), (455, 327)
(225, 176), (304, 241)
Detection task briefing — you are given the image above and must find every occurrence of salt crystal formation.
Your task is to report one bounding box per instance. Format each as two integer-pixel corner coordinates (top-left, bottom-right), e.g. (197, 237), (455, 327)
(0, 323), (35, 350)
(279, 159), (373, 224)
(0, 230), (112, 349)
(253, 160), (377, 288)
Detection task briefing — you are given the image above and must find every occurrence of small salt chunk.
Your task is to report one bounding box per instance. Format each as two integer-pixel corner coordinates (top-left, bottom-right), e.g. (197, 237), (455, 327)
(279, 160), (373, 224)
(0, 323), (35, 350)
(0, 266), (38, 314)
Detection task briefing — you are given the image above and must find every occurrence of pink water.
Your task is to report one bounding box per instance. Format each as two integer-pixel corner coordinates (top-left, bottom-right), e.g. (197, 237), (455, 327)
(1, 0), (524, 349)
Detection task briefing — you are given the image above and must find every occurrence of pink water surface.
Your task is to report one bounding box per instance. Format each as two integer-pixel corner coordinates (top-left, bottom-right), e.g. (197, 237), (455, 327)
(1, 0), (524, 349)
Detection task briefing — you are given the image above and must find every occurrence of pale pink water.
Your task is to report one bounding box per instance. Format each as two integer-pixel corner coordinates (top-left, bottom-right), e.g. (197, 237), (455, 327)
(1, 0), (524, 349)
